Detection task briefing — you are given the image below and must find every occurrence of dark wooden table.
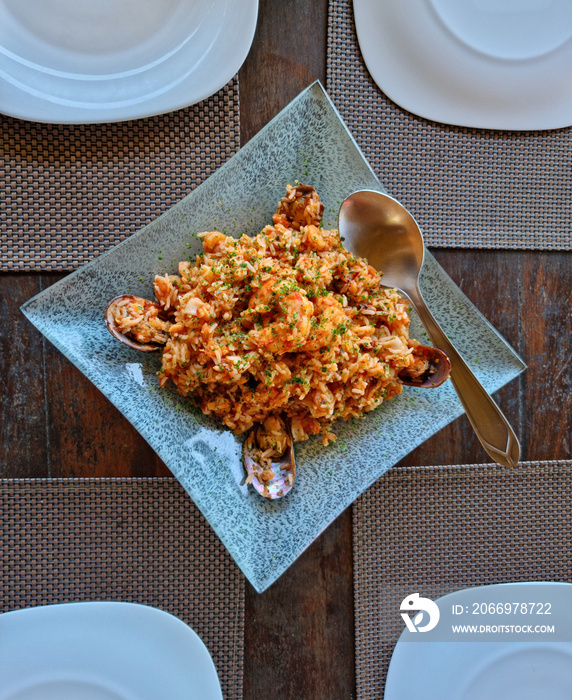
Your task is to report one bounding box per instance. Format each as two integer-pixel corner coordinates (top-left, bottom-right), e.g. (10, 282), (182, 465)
(2, 1), (571, 698)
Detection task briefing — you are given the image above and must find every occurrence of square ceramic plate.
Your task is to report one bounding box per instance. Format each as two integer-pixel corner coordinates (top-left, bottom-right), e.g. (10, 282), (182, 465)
(21, 82), (525, 592)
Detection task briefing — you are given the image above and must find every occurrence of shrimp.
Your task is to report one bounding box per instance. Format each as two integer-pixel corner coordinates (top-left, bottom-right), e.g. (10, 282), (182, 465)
(247, 279), (314, 354)
(301, 224), (330, 252)
(153, 274), (182, 311)
(303, 294), (349, 353)
(200, 231), (230, 253)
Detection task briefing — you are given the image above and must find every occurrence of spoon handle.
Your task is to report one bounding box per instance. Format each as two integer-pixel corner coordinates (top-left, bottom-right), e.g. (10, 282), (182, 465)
(406, 283), (520, 468)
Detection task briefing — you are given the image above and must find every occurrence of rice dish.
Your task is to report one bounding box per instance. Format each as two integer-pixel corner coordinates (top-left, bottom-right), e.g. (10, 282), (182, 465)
(110, 184), (428, 456)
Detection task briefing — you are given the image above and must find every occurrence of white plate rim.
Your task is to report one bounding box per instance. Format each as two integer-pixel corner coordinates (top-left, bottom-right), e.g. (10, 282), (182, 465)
(0, 0), (258, 123)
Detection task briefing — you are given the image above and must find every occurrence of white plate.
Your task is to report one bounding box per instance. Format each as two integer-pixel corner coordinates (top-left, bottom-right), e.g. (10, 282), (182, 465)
(385, 583), (572, 700)
(0, 0), (258, 123)
(353, 0), (572, 130)
(0, 602), (223, 700)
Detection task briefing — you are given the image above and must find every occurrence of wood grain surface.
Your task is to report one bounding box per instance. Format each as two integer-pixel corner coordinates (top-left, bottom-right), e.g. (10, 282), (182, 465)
(1, 1), (571, 698)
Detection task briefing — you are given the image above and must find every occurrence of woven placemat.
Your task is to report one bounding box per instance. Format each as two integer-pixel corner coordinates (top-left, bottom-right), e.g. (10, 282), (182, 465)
(0, 478), (244, 700)
(327, 1), (572, 250)
(353, 460), (572, 699)
(1, 79), (239, 272)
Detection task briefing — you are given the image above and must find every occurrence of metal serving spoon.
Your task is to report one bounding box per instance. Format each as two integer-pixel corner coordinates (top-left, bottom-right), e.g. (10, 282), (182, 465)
(338, 189), (520, 468)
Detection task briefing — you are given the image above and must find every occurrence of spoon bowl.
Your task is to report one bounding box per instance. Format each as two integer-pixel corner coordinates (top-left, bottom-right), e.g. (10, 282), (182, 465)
(339, 190), (520, 468)
(338, 189), (425, 291)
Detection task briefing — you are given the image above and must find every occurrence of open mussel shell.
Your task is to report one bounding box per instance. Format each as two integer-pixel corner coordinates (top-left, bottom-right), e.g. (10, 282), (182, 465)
(398, 344), (451, 388)
(105, 295), (164, 353)
(242, 423), (296, 500)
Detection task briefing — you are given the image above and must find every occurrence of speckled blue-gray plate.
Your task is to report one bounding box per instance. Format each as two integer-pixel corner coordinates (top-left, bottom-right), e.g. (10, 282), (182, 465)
(21, 82), (525, 592)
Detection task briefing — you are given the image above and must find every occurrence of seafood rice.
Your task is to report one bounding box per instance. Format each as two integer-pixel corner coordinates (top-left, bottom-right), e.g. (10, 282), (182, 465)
(109, 184), (429, 462)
